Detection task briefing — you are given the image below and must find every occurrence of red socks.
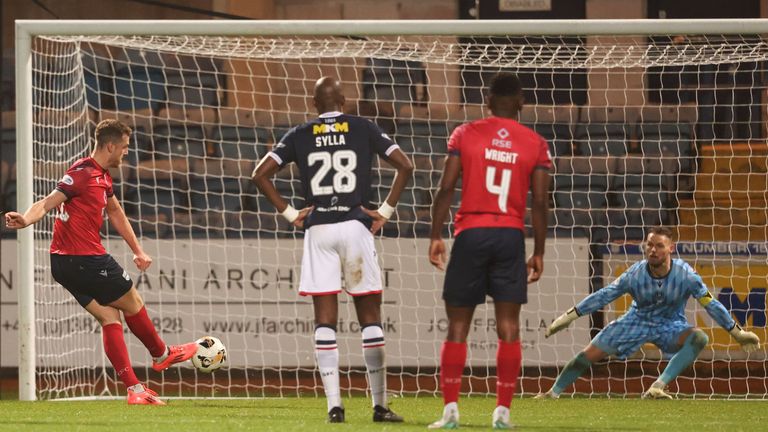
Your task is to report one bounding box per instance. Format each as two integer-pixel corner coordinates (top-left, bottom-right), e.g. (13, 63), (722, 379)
(440, 341), (467, 404)
(496, 339), (522, 408)
(124, 306), (166, 358)
(102, 323), (139, 388)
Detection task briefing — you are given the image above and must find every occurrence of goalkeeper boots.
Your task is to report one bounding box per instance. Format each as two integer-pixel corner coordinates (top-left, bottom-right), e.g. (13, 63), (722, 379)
(127, 385), (165, 405)
(328, 406), (345, 423)
(373, 405), (404, 422)
(152, 342), (198, 372)
(492, 406), (513, 430)
(428, 402), (459, 429)
(534, 389), (560, 399)
(642, 386), (673, 400)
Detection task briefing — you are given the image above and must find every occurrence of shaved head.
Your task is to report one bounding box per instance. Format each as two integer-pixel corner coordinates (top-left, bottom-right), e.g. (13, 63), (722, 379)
(313, 76), (345, 114)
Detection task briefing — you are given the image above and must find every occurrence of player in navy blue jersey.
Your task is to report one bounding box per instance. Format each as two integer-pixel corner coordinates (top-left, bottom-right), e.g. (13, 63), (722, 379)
(252, 76), (413, 423)
(540, 226), (760, 399)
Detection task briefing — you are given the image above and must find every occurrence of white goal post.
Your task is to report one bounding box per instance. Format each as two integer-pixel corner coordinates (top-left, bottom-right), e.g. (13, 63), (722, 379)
(14, 19), (768, 401)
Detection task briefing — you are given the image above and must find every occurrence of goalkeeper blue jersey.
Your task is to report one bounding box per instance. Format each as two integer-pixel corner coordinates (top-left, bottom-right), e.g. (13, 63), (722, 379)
(268, 111), (399, 229)
(576, 258), (735, 330)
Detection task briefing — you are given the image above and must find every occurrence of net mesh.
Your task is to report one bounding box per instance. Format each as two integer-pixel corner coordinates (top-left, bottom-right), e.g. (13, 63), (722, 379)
(24, 32), (768, 400)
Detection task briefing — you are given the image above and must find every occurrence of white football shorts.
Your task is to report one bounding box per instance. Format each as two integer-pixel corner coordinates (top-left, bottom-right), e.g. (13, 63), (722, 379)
(299, 219), (383, 296)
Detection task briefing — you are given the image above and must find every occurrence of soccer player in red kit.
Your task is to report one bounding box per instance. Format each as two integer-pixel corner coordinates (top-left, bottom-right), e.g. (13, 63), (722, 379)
(5, 119), (197, 405)
(428, 72), (551, 429)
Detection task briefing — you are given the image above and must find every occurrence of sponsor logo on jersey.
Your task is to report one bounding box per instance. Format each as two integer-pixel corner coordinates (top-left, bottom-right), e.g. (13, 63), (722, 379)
(61, 174), (74, 185)
(99, 269), (108, 278)
(492, 128), (513, 149)
(313, 122), (349, 135)
(381, 133), (391, 141)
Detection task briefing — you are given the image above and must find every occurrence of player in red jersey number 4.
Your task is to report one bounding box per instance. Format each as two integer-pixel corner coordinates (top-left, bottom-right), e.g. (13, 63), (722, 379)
(428, 72), (552, 429)
(5, 119), (197, 405)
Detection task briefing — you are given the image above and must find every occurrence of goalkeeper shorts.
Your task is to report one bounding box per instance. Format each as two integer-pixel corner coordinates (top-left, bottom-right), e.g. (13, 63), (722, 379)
(298, 220), (382, 297)
(591, 314), (692, 359)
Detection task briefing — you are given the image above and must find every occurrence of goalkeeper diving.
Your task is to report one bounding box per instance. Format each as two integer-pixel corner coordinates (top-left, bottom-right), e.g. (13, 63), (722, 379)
(539, 226), (760, 399)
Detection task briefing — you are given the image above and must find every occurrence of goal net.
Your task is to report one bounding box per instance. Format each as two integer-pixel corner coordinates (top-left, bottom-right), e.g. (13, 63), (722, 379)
(16, 20), (768, 400)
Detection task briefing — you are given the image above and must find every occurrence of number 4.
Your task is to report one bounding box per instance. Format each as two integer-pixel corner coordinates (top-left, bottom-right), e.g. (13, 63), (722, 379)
(486, 166), (511, 213)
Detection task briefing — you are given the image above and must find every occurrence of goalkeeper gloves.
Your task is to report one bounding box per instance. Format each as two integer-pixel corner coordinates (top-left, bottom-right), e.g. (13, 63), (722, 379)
(729, 324), (761, 353)
(545, 307), (580, 338)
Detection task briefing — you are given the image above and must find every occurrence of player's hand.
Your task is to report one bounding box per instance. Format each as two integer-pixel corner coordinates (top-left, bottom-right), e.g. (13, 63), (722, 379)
(429, 238), (447, 271)
(133, 251), (153, 272)
(292, 206), (314, 229)
(730, 324), (761, 353)
(4, 211), (28, 230)
(527, 254), (544, 283)
(545, 307), (580, 338)
(360, 206), (388, 234)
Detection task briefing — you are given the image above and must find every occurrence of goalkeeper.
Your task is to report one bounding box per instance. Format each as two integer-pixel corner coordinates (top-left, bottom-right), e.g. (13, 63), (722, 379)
(540, 226), (760, 399)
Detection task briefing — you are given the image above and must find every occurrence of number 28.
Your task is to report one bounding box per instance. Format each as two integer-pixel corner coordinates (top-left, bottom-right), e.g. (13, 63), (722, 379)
(308, 150), (357, 196)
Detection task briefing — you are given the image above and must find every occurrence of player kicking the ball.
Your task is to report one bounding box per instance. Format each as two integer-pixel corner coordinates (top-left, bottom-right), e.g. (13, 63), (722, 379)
(5, 119), (198, 405)
(539, 226), (760, 399)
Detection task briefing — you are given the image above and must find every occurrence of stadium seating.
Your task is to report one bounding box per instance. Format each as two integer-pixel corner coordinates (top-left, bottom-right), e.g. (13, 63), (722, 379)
(519, 105), (578, 157)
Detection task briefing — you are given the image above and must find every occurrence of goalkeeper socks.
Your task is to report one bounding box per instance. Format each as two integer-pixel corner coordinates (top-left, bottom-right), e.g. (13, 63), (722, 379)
(658, 330), (708, 385)
(361, 324), (387, 408)
(102, 323), (140, 388)
(496, 339), (521, 408)
(124, 306), (167, 358)
(552, 352), (592, 396)
(440, 341), (467, 405)
(315, 325), (341, 411)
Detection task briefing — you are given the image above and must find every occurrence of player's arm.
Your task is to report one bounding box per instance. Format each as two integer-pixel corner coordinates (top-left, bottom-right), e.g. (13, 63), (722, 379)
(428, 154), (461, 270)
(527, 167), (550, 283)
(361, 148), (413, 234)
(4, 189), (67, 229)
(692, 276), (760, 352)
(106, 195), (152, 271)
(545, 273), (631, 338)
(251, 156), (311, 228)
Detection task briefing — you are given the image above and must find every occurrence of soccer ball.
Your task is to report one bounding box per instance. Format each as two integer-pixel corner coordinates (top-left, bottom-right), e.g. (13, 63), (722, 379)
(191, 336), (227, 373)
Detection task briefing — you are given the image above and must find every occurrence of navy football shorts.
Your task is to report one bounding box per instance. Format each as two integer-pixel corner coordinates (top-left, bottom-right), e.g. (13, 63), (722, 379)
(50, 254), (133, 307)
(443, 227), (527, 307)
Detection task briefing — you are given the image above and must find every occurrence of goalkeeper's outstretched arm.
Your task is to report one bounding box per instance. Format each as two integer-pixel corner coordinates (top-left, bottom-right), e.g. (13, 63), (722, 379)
(545, 274), (631, 338)
(697, 291), (761, 352)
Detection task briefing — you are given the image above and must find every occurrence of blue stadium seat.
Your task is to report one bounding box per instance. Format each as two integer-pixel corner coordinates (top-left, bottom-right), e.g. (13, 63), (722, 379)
(574, 123), (631, 156)
(188, 177), (243, 212)
(531, 123), (573, 157)
(394, 120), (449, 156)
(637, 122), (694, 172)
(83, 71), (103, 111)
(212, 126), (271, 160)
(113, 67), (166, 111)
(124, 179), (184, 227)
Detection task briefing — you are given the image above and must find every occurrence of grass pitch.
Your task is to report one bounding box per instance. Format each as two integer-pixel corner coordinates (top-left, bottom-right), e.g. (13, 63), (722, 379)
(0, 397), (765, 431)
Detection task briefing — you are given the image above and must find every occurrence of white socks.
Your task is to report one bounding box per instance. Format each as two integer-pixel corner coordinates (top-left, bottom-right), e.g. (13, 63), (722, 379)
(127, 383), (145, 393)
(362, 324), (386, 408)
(154, 346), (170, 362)
(315, 325), (341, 411)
